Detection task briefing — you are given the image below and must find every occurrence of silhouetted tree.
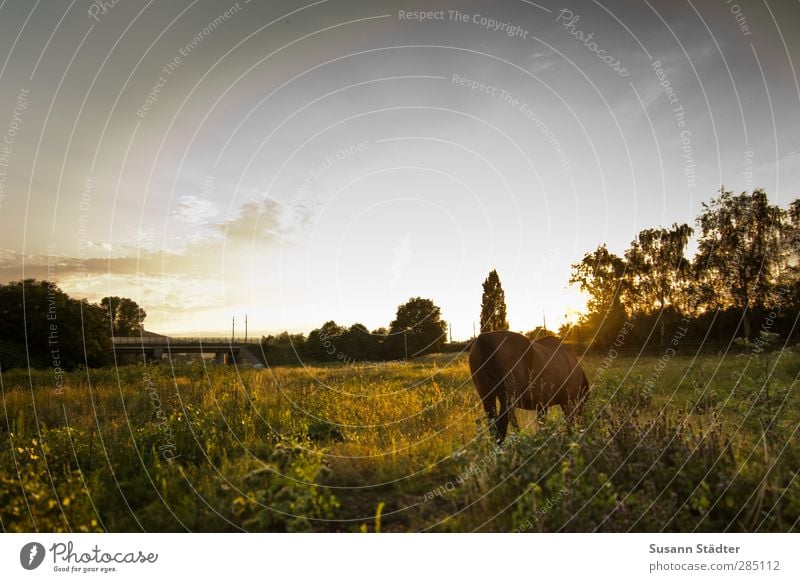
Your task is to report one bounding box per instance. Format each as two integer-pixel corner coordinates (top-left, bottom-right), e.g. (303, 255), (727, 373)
(339, 323), (374, 362)
(569, 244), (628, 348)
(778, 199), (800, 281)
(388, 297), (447, 359)
(0, 280), (112, 369)
(570, 244), (627, 314)
(624, 223), (693, 344)
(525, 326), (552, 342)
(260, 332), (306, 365)
(304, 321), (344, 361)
(694, 188), (784, 338)
(371, 327), (389, 360)
(480, 269), (509, 332)
(777, 198), (800, 318)
(100, 296), (146, 335)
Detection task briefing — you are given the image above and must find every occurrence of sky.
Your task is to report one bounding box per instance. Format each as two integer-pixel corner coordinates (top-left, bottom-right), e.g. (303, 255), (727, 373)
(0, 0), (798, 339)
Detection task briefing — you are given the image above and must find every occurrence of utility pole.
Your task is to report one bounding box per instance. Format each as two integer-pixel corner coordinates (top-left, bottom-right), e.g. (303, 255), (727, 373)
(232, 316), (235, 342)
(542, 310), (547, 332)
(473, 321), (476, 338)
(245, 314), (248, 342)
(449, 322), (452, 343)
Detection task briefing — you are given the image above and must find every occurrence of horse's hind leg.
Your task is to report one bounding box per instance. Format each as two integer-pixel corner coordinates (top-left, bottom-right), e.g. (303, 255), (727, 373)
(507, 369), (529, 434)
(494, 390), (511, 444)
(480, 393), (499, 440)
(506, 391), (519, 431)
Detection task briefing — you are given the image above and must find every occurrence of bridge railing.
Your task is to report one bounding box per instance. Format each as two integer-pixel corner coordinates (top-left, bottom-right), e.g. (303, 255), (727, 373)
(112, 337), (261, 345)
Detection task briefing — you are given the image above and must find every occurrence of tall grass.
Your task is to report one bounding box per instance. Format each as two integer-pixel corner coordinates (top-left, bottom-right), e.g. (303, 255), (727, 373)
(1, 349), (798, 532)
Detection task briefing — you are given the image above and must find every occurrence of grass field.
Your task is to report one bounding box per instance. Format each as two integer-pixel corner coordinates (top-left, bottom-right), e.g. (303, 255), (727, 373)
(2, 347), (799, 532)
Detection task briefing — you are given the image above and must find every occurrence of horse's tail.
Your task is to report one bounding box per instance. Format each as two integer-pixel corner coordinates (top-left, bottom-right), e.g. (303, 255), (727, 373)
(474, 334), (510, 443)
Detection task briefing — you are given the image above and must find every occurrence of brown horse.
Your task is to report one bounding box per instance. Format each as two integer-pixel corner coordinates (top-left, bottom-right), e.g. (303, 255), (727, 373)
(468, 331), (589, 442)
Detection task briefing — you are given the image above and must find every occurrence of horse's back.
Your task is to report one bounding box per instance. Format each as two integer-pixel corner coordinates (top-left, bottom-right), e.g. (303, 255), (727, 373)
(532, 336), (587, 403)
(469, 331), (532, 369)
(468, 331), (533, 395)
(533, 335), (563, 350)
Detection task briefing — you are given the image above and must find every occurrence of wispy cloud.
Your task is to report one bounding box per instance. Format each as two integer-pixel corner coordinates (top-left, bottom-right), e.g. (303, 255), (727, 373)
(0, 198), (289, 331)
(173, 195), (220, 226)
(527, 50), (557, 74)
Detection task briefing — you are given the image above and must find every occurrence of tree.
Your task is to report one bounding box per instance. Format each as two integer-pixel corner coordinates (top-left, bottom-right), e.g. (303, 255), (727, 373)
(479, 269), (509, 332)
(777, 198), (800, 316)
(694, 188), (784, 338)
(260, 331), (306, 365)
(0, 280), (112, 369)
(570, 244), (627, 315)
(524, 326), (552, 342)
(305, 320), (344, 361)
(100, 296), (146, 336)
(388, 297), (447, 359)
(624, 223), (693, 344)
(569, 244), (628, 348)
(779, 198), (800, 282)
(339, 323), (376, 362)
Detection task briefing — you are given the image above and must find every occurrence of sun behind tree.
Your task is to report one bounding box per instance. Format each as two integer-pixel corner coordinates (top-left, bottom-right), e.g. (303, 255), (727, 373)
(480, 269), (509, 332)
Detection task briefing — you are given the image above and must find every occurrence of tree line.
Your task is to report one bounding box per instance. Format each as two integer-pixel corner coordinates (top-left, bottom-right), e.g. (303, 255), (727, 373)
(565, 188), (800, 350)
(0, 280), (452, 369)
(0, 280), (146, 370)
(259, 297), (448, 365)
(260, 270), (517, 365)
(4, 187), (794, 370)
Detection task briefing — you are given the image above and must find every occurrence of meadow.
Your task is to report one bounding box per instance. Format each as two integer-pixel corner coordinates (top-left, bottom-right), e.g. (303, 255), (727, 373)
(2, 346), (799, 532)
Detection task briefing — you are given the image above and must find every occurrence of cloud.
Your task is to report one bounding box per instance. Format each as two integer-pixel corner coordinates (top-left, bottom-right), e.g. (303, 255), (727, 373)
(220, 198), (284, 244)
(527, 50), (557, 74)
(0, 198), (290, 330)
(173, 195), (220, 226)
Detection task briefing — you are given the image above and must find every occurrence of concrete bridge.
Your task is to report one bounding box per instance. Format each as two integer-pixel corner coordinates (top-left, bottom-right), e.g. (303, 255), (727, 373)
(112, 336), (262, 365)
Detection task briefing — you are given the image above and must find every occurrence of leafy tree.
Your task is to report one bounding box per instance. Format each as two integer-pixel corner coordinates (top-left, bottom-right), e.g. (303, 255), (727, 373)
(100, 296), (146, 336)
(570, 244), (627, 315)
(371, 327), (389, 360)
(524, 326), (552, 342)
(624, 224), (693, 313)
(339, 323), (375, 362)
(778, 199), (800, 281)
(388, 297), (447, 359)
(479, 269), (509, 332)
(0, 280), (112, 369)
(777, 198), (800, 315)
(569, 244), (628, 348)
(304, 329), (325, 360)
(305, 321), (344, 361)
(260, 332), (306, 365)
(624, 223), (693, 344)
(303, 322), (387, 362)
(694, 189), (784, 338)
